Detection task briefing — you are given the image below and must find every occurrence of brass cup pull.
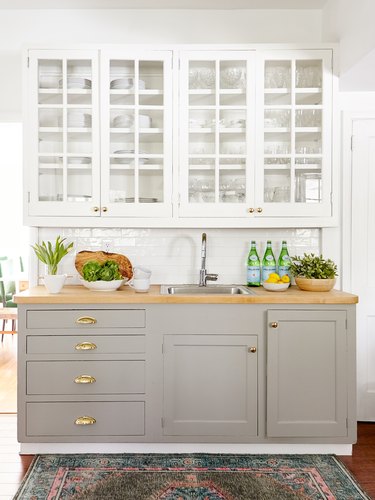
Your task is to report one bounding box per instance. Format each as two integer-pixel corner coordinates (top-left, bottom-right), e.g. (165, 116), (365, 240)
(75, 342), (97, 351)
(271, 322), (278, 328)
(248, 346), (257, 353)
(248, 207), (254, 213)
(102, 206), (108, 212)
(93, 206), (99, 212)
(74, 375), (96, 384)
(75, 416), (96, 426)
(256, 207), (263, 213)
(76, 316), (97, 325)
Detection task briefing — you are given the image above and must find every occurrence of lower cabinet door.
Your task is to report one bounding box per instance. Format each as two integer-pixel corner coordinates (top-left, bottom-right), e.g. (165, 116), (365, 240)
(267, 309), (347, 438)
(163, 334), (258, 436)
(26, 401), (145, 436)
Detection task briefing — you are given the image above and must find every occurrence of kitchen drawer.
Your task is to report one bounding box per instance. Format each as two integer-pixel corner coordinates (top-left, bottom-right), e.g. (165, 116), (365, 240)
(26, 335), (145, 355)
(27, 360), (145, 395)
(26, 309), (146, 330)
(26, 401), (145, 436)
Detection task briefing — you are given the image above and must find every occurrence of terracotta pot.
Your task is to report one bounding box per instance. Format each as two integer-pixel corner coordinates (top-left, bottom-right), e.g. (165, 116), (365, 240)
(295, 277), (336, 292)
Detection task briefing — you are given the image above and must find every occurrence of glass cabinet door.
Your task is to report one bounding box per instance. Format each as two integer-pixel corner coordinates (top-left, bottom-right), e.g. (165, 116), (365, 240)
(100, 50), (173, 217)
(28, 50), (100, 216)
(179, 51), (255, 217)
(256, 50), (332, 217)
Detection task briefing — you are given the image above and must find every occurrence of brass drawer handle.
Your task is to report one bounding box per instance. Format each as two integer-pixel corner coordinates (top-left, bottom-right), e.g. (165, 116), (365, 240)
(248, 207), (254, 213)
(76, 316), (97, 325)
(74, 375), (96, 384)
(256, 207), (263, 213)
(248, 346), (257, 353)
(75, 416), (96, 426)
(271, 322), (278, 328)
(75, 342), (97, 351)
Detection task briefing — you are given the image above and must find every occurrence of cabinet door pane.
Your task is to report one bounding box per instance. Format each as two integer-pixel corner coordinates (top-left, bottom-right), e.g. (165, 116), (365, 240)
(179, 51), (255, 218)
(101, 52), (172, 217)
(257, 51), (332, 217)
(29, 51), (100, 216)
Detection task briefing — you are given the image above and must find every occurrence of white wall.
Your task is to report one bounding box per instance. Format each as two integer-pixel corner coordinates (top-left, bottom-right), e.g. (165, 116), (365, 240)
(322, 0), (375, 90)
(0, 8), (322, 119)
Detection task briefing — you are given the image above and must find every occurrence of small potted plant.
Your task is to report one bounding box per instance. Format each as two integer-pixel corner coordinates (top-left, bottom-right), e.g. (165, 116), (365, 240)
(31, 236), (74, 293)
(289, 253), (338, 292)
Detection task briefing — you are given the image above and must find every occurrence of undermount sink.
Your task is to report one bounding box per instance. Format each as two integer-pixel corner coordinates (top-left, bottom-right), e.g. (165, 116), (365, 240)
(160, 284), (254, 295)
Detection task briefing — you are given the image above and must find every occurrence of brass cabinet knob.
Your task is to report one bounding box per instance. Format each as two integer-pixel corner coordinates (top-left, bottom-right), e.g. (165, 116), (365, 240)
(102, 206), (108, 212)
(93, 206), (99, 212)
(248, 346), (257, 353)
(248, 207), (255, 213)
(76, 316), (97, 325)
(271, 322), (278, 328)
(75, 342), (97, 351)
(74, 375), (96, 384)
(256, 207), (263, 213)
(75, 416), (96, 426)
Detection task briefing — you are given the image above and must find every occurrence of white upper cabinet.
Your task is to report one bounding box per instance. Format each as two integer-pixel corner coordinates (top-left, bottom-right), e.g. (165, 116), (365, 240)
(24, 46), (335, 227)
(27, 50), (101, 217)
(178, 50), (256, 218)
(255, 50), (332, 217)
(100, 50), (173, 218)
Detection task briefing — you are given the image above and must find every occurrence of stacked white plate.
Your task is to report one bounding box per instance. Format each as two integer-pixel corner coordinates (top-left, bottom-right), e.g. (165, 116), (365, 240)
(110, 78), (146, 90)
(68, 157), (91, 165)
(58, 77), (91, 89)
(113, 114), (133, 128)
(113, 149), (135, 154)
(58, 112), (91, 128)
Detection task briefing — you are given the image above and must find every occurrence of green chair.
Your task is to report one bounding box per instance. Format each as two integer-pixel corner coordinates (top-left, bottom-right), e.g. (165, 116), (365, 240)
(0, 257), (18, 341)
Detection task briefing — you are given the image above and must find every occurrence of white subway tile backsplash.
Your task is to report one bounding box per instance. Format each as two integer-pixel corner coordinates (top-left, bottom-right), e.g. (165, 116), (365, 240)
(36, 227), (321, 285)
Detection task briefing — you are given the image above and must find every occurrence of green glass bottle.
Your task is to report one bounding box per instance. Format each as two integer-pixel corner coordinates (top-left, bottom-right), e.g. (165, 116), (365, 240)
(247, 240), (261, 286)
(278, 240), (291, 280)
(262, 240), (276, 283)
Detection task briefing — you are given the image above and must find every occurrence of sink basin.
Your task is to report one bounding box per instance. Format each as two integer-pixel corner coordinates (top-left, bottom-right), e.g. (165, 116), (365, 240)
(160, 284), (253, 295)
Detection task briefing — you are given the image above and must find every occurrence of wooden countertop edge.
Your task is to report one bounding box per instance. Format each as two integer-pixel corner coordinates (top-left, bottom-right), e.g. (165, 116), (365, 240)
(14, 285), (359, 305)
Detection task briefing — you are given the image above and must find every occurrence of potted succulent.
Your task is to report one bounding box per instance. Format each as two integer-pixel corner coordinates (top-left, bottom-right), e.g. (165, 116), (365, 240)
(289, 253), (338, 292)
(31, 236), (74, 293)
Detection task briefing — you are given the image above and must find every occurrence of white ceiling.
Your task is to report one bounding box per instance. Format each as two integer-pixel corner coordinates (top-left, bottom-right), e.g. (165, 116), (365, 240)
(0, 0), (328, 9)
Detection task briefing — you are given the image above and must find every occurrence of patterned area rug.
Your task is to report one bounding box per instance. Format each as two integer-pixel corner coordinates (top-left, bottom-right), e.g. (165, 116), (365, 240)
(14, 453), (369, 499)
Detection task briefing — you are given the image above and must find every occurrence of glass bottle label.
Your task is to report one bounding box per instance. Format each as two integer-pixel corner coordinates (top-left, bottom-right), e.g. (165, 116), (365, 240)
(278, 266), (290, 278)
(247, 266), (260, 283)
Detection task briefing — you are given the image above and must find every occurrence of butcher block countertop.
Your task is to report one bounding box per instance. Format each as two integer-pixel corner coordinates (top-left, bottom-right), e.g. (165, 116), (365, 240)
(14, 285), (358, 304)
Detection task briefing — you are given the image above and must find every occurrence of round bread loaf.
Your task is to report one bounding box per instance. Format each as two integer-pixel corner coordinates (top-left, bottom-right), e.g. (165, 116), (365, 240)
(75, 251), (133, 280)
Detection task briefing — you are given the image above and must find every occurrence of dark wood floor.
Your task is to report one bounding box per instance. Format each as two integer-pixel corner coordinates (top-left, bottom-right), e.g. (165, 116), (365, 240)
(1, 335), (375, 499)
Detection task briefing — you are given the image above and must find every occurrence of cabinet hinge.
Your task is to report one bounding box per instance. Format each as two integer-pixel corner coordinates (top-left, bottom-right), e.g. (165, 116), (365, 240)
(351, 135), (354, 151)
(162, 343), (164, 354)
(330, 192), (333, 205)
(27, 191), (30, 203)
(345, 319), (348, 330)
(27, 56), (30, 68)
(346, 417), (348, 429)
(161, 417), (164, 428)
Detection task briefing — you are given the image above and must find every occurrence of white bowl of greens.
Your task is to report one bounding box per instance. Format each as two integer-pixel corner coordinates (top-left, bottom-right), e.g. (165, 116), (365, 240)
(79, 260), (128, 291)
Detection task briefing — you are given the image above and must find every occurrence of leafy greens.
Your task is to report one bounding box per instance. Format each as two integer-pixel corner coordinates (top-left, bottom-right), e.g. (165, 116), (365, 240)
(82, 260), (122, 282)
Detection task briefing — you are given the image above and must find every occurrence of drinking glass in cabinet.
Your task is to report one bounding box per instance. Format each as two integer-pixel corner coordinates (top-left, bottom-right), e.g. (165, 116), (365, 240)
(220, 63), (246, 89)
(296, 61), (322, 88)
(38, 169), (63, 202)
(38, 60), (62, 89)
(189, 175), (214, 203)
(273, 186), (290, 203)
(295, 172), (322, 203)
(189, 62), (215, 90)
(264, 142), (290, 155)
(264, 110), (290, 128)
(295, 109), (321, 128)
(264, 61), (291, 88)
(219, 177), (245, 203)
(295, 140), (322, 155)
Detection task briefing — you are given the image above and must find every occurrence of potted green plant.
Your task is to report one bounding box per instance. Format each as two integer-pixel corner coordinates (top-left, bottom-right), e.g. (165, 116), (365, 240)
(31, 236), (74, 293)
(289, 253), (338, 292)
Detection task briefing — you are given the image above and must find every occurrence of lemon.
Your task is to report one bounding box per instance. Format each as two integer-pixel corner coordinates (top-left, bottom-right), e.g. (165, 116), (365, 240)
(267, 275), (279, 283)
(281, 275), (290, 283)
(269, 273), (280, 280)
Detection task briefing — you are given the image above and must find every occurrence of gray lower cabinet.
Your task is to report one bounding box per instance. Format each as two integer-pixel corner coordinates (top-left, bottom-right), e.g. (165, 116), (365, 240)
(18, 303), (356, 444)
(163, 334), (258, 436)
(267, 309), (348, 438)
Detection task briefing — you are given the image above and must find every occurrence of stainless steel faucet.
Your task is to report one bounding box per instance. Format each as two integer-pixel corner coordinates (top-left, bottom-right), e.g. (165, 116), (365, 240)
(199, 232), (218, 286)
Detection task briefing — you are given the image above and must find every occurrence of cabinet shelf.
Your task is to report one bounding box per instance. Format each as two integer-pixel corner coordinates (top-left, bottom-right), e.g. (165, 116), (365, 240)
(38, 88), (92, 95)
(110, 89), (163, 95)
(110, 164), (163, 171)
(110, 127), (163, 134)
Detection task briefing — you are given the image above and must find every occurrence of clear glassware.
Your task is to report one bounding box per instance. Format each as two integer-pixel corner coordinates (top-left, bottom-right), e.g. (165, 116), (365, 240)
(199, 68), (215, 89)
